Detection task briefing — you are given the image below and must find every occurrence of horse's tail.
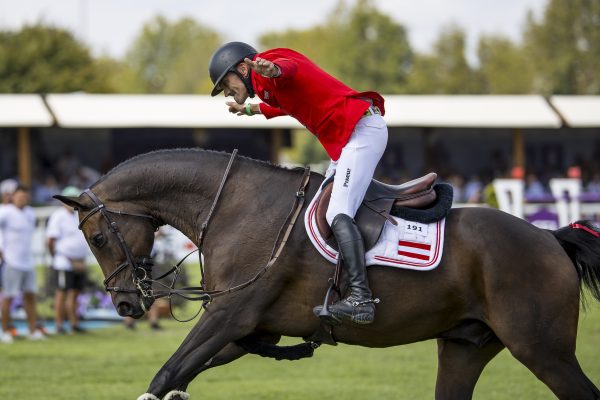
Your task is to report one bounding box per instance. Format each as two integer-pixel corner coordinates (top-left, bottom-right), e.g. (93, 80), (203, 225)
(552, 220), (600, 304)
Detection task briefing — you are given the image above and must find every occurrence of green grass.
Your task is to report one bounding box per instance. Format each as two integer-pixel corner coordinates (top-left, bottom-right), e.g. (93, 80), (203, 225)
(0, 306), (599, 399)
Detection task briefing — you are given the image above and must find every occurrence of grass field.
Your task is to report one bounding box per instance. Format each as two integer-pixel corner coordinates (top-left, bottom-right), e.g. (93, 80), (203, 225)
(0, 304), (599, 399)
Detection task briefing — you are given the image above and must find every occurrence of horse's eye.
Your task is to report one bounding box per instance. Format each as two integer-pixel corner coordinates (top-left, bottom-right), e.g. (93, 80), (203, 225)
(91, 233), (106, 248)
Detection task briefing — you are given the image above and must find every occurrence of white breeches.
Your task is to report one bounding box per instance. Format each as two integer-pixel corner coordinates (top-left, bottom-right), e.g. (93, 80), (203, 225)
(325, 113), (388, 225)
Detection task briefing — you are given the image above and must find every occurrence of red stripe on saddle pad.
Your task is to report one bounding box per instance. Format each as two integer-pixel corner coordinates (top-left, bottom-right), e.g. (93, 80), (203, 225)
(398, 240), (431, 251)
(398, 251), (430, 261)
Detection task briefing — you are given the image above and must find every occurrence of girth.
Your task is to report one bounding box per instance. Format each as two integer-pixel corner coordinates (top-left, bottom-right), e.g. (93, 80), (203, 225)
(315, 173), (438, 251)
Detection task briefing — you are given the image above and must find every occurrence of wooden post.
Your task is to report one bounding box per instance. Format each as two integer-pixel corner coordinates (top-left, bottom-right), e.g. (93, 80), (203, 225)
(271, 129), (283, 165)
(17, 127), (32, 187)
(512, 128), (525, 171)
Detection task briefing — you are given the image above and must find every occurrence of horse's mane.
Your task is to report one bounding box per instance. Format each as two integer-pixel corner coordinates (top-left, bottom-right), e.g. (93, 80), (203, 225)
(93, 148), (300, 188)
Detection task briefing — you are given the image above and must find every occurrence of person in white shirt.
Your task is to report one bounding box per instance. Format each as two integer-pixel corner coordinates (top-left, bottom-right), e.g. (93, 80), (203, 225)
(0, 186), (44, 343)
(0, 179), (18, 296)
(46, 186), (89, 334)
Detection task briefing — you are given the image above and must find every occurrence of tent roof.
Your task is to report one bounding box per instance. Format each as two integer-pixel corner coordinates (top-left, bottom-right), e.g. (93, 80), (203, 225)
(45, 94), (565, 129)
(4, 94), (598, 129)
(0, 94), (54, 127)
(550, 95), (600, 127)
(383, 95), (562, 128)
(45, 94), (301, 129)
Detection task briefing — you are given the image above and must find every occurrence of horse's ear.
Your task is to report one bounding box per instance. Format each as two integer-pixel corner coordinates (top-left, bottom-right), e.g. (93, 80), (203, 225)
(53, 195), (90, 211)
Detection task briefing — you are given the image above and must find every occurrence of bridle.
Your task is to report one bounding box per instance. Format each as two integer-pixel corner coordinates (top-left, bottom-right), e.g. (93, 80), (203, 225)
(77, 150), (312, 321)
(78, 188), (160, 312)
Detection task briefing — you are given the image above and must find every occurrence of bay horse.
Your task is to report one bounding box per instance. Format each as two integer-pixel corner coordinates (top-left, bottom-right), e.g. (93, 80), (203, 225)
(56, 149), (600, 400)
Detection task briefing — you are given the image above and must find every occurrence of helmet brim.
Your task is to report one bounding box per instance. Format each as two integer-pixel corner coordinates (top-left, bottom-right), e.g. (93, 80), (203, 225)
(211, 83), (223, 97)
(210, 68), (232, 97)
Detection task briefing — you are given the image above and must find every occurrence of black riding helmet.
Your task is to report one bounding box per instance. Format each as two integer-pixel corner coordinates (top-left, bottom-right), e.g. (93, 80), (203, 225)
(209, 41), (258, 97)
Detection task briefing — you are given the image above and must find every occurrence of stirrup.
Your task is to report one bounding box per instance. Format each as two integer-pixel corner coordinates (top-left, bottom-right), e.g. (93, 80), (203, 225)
(315, 282), (342, 326)
(316, 304), (342, 326)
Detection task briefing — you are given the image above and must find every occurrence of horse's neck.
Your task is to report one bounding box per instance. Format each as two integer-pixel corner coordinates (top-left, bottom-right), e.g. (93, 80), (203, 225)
(161, 164), (300, 247)
(103, 156), (300, 245)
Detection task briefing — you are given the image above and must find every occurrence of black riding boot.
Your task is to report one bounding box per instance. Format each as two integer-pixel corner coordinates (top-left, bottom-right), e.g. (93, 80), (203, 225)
(313, 214), (378, 325)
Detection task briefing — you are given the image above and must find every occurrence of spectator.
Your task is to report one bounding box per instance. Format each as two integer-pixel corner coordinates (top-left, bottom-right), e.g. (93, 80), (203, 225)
(56, 149), (80, 186)
(566, 165), (582, 180)
(0, 179), (18, 323)
(124, 307), (163, 331)
(33, 174), (60, 205)
(0, 179), (17, 205)
(70, 165), (101, 190)
(46, 186), (89, 334)
(525, 173), (549, 200)
(586, 173), (600, 194)
(0, 186), (44, 343)
(464, 174), (483, 203)
(446, 174), (465, 203)
(483, 181), (499, 209)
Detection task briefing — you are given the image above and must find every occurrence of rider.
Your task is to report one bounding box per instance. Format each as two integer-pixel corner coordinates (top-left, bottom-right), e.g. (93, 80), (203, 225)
(208, 42), (388, 325)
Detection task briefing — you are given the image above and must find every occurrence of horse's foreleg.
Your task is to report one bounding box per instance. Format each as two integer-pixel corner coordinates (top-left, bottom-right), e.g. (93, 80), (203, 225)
(164, 333), (283, 399)
(145, 308), (255, 399)
(159, 342), (249, 400)
(435, 337), (504, 400)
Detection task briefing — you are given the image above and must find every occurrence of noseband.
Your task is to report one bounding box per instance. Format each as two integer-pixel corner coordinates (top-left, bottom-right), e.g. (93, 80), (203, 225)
(78, 189), (161, 311)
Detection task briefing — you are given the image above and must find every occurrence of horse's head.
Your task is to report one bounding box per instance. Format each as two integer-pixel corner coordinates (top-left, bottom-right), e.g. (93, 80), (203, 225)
(55, 189), (160, 319)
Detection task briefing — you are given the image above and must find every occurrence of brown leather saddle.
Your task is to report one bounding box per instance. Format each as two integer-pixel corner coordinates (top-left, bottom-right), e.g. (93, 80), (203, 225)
(315, 172), (439, 251)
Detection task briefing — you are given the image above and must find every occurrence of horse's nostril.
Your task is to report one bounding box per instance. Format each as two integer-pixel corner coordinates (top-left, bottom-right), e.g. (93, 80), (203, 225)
(116, 301), (133, 316)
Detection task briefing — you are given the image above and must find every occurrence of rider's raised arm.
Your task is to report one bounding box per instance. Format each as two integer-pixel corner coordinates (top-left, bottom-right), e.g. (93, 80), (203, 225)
(269, 58), (297, 80)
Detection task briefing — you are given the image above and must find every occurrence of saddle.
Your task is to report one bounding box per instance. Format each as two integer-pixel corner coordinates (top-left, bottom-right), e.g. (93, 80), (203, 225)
(315, 172), (438, 251)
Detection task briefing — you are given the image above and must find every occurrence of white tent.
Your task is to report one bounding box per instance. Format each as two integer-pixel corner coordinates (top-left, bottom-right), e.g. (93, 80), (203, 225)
(550, 95), (600, 128)
(0, 94), (54, 127)
(44, 94), (566, 129)
(383, 95), (562, 128)
(45, 94), (302, 129)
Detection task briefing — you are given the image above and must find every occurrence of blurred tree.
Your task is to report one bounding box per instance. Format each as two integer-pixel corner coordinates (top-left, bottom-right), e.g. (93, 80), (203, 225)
(259, 26), (339, 79)
(0, 24), (114, 93)
(329, 0), (413, 92)
(477, 35), (534, 94)
(523, 0), (600, 94)
(92, 56), (138, 93)
(124, 15), (222, 93)
(287, 130), (330, 166)
(407, 25), (481, 94)
(260, 0), (412, 93)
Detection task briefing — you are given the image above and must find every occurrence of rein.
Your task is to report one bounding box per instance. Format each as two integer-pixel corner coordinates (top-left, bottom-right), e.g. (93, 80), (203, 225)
(78, 150), (311, 321)
(197, 148), (239, 285)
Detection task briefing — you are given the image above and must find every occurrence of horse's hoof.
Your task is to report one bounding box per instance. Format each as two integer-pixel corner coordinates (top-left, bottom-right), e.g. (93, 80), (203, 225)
(163, 390), (190, 400)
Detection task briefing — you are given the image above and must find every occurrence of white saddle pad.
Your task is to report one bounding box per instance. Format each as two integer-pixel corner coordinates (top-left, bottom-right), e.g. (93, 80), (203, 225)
(305, 188), (446, 271)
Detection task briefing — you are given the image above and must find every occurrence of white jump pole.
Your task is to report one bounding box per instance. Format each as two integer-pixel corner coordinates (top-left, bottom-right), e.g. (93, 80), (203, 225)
(549, 178), (581, 226)
(493, 179), (525, 219)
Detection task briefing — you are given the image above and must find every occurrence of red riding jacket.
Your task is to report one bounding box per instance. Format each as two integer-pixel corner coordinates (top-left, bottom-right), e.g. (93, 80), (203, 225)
(251, 48), (385, 161)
